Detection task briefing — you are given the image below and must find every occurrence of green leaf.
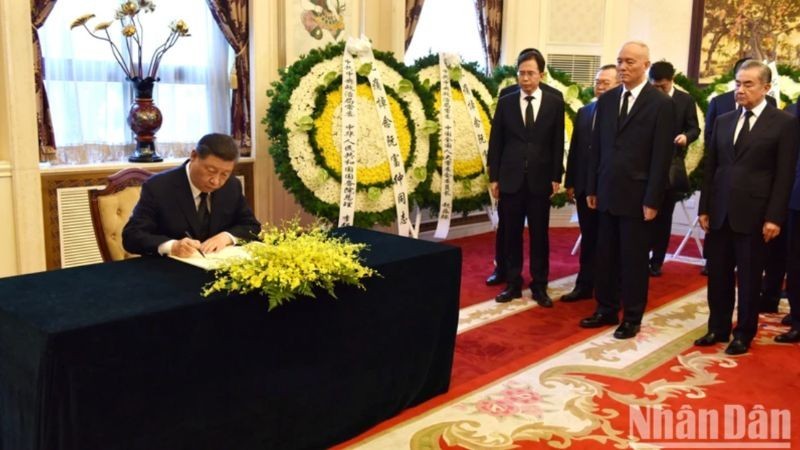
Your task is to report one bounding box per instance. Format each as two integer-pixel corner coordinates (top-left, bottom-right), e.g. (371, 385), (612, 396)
(449, 66), (462, 82)
(564, 85), (580, 101)
(461, 178), (472, 191)
(714, 84), (729, 94)
(422, 78), (431, 90)
(367, 187), (381, 201)
(413, 167), (427, 181)
(421, 120), (439, 135)
(323, 71), (338, 85)
(317, 168), (329, 183)
(357, 62), (373, 77)
(397, 79), (413, 94)
(295, 115), (314, 131)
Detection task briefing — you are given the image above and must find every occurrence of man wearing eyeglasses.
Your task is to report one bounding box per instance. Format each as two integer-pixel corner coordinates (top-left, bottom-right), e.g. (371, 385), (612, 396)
(487, 50), (565, 306)
(486, 48), (563, 289)
(581, 41), (674, 339)
(561, 64), (619, 302)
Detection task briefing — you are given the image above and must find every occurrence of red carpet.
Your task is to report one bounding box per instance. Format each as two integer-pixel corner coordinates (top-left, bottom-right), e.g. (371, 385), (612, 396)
(337, 228), (799, 449)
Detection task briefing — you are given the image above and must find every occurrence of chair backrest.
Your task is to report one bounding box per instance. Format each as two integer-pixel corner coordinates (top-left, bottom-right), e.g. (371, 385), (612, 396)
(89, 168), (153, 262)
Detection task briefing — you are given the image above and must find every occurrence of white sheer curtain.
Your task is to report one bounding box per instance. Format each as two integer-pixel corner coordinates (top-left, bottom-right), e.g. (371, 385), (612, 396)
(403, 0), (486, 70)
(40, 0), (231, 165)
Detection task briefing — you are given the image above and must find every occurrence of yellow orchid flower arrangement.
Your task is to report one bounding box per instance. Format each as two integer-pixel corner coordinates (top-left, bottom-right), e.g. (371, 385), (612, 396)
(70, 0), (190, 82)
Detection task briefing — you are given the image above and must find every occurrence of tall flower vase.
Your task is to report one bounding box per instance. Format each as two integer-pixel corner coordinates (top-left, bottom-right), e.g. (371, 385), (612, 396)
(127, 77), (163, 163)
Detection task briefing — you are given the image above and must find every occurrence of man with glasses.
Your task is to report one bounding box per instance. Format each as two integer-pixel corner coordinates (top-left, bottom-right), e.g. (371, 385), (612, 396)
(487, 48), (563, 287)
(561, 64), (619, 302)
(123, 133), (261, 257)
(488, 50), (565, 306)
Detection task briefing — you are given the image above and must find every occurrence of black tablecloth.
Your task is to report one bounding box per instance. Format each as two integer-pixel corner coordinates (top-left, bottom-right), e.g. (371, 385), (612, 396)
(0, 227), (461, 450)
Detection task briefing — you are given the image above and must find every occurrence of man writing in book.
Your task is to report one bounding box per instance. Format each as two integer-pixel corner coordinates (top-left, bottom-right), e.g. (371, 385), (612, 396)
(123, 133), (261, 257)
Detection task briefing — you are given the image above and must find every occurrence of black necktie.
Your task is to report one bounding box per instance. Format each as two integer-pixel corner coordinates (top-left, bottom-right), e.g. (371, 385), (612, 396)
(525, 95), (534, 130)
(197, 192), (210, 240)
(735, 110), (754, 155)
(618, 91), (631, 127)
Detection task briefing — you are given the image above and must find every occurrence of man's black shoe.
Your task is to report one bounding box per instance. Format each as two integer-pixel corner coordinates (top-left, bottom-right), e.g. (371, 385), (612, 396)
(495, 287), (521, 303)
(579, 312), (619, 328)
(561, 287), (593, 302)
(782, 314), (792, 326)
(649, 263), (662, 277)
(724, 339), (749, 355)
(485, 270), (506, 286)
(530, 286), (553, 308)
(613, 322), (640, 339)
(775, 329), (800, 343)
(694, 332), (729, 346)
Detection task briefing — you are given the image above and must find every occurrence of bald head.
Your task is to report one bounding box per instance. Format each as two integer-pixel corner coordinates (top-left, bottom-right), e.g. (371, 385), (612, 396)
(617, 41), (651, 89)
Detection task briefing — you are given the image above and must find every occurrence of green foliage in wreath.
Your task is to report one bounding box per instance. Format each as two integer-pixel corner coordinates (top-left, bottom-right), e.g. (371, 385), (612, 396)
(411, 54), (498, 216)
(263, 42), (437, 228)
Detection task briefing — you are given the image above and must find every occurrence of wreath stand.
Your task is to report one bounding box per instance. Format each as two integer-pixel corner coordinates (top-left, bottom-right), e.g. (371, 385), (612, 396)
(667, 200), (705, 266)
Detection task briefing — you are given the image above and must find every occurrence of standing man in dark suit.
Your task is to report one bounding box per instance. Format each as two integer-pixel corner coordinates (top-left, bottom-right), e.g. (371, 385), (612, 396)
(696, 60), (799, 354)
(561, 64), (619, 301)
(580, 41), (674, 339)
(488, 50), (565, 306)
(775, 99), (800, 342)
(647, 61), (700, 276)
(701, 57), (776, 276)
(487, 48), (563, 286)
(123, 133), (261, 257)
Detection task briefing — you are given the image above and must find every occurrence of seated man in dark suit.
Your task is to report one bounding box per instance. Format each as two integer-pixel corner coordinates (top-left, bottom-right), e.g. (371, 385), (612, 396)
(647, 60), (700, 277)
(123, 133), (261, 257)
(697, 60), (799, 355)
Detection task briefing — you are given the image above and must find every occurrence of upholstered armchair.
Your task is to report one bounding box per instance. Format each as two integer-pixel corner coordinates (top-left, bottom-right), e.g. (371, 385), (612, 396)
(88, 168), (153, 262)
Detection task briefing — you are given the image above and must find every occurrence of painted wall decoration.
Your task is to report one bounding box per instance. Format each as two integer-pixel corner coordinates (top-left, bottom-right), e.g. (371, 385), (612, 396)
(690, 0), (800, 83)
(285, 0), (361, 64)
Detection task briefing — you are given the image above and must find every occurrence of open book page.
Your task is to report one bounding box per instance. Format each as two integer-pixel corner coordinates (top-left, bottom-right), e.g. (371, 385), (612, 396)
(169, 245), (251, 270)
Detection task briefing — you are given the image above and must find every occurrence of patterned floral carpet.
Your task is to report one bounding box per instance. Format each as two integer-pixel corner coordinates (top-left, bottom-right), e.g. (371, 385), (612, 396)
(336, 228), (799, 449)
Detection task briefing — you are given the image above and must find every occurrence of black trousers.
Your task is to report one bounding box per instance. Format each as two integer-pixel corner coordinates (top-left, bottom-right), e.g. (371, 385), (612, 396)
(575, 192), (598, 290)
(649, 194), (678, 266)
(500, 183), (550, 290)
(760, 227), (788, 308)
(786, 210), (800, 329)
(704, 219), (768, 342)
(594, 211), (651, 324)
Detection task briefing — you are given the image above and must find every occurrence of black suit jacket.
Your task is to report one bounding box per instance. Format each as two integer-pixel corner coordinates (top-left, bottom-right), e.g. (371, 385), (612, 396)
(787, 102), (800, 212)
(565, 101), (596, 195)
(587, 83), (675, 217)
(672, 89), (700, 154)
(488, 89), (565, 196)
(122, 162), (261, 255)
(699, 103), (800, 233)
(705, 90), (776, 144)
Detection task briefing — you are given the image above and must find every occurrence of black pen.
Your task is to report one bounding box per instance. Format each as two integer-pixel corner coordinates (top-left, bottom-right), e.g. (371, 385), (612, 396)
(184, 231), (206, 258)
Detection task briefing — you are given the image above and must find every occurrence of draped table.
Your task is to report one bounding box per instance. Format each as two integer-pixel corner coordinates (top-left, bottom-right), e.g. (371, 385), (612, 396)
(0, 227), (461, 450)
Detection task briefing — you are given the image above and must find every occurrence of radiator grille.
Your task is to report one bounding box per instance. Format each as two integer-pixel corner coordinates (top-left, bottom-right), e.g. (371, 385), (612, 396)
(547, 54), (601, 87)
(57, 186), (104, 268)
